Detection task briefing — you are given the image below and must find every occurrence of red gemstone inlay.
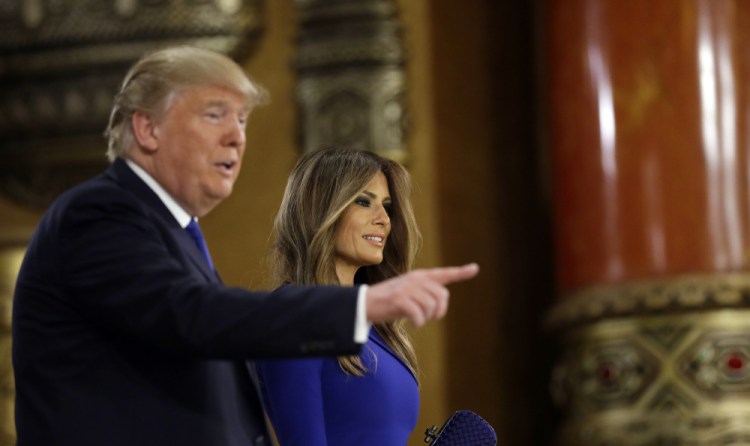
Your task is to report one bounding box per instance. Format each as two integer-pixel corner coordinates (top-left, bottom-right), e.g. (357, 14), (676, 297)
(598, 363), (618, 384)
(727, 354), (744, 371)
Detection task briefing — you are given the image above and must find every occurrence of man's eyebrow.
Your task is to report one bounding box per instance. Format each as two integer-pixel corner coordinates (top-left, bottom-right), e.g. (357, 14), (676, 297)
(204, 100), (229, 107)
(203, 100), (249, 110)
(200, 100), (250, 116)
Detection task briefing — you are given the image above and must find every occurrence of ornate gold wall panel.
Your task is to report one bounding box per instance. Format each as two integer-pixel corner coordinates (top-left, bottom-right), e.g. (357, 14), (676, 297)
(550, 277), (750, 444)
(0, 0), (264, 208)
(294, 0), (408, 162)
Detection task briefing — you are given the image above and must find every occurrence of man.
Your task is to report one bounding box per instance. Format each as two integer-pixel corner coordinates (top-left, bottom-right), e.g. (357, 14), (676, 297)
(12, 46), (478, 446)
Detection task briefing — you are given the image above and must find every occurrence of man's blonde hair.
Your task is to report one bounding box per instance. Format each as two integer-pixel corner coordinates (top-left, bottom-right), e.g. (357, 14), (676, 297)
(104, 46), (268, 161)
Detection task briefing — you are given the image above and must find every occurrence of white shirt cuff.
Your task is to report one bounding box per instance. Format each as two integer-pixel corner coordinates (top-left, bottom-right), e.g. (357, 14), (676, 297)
(354, 285), (372, 343)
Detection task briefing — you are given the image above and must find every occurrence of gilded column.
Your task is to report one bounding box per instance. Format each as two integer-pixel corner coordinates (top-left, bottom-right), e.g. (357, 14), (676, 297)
(0, 244), (26, 446)
(545, 0), (750, 443)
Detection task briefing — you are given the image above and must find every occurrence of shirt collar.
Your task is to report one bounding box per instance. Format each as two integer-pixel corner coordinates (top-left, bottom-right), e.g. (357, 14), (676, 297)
(125, 159), (193, 228)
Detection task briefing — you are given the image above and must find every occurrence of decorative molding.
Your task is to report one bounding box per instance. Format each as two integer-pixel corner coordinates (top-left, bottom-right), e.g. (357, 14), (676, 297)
(556, 411), (750, 445)
(294, 0), (408, 163)
(545, 273), (750, 330)
(0, 0), (265, 208)
(681, 333), (750, 395)
(551, 305), (750, 445)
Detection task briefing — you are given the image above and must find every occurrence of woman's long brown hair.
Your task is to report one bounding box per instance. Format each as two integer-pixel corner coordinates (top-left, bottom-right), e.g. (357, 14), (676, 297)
(270, 148), (421, 379)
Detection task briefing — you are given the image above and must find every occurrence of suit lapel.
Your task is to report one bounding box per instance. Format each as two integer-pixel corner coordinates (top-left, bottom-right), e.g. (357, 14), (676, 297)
(106, 159), (220, 284)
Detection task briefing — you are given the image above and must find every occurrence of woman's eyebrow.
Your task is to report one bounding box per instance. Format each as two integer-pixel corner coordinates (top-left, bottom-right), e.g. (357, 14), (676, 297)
(361, 190), (392, 202)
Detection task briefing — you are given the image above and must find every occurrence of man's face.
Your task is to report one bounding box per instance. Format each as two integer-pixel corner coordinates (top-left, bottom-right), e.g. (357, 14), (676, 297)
(150, 85), (248, 217)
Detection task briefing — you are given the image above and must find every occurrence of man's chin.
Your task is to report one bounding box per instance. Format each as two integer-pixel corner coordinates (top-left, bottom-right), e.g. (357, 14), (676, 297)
(211, 185), (235, 201)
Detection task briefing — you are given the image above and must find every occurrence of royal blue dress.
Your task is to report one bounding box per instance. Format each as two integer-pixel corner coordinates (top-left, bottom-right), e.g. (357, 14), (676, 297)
(256, 330), (420, 445)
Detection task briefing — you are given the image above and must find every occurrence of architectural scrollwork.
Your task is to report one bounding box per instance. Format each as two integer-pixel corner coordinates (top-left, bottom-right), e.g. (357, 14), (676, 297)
(545, 273), (750, 330)
(0, 0), (265, 208)
(294, 0), (409, 163)
(549, 281), (750, 445)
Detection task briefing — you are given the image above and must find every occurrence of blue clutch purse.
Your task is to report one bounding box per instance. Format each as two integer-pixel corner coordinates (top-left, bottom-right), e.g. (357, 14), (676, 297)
(424, 410), (497, 446)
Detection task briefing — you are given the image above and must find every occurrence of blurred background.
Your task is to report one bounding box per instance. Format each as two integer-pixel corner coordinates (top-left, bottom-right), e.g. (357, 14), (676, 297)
(4, 0), (750, 445)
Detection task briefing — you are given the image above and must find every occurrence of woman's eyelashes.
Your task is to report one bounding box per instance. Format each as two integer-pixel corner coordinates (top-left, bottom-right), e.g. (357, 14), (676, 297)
(354, 196), (393, 218)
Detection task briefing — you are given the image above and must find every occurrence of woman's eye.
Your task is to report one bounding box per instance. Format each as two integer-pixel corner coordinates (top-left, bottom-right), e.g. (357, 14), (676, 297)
(384, 205), (393, 216)
(355, 198), (371, 207)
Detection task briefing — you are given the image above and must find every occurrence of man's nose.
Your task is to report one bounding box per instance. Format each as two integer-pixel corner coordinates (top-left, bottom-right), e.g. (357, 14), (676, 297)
(224, 119), (246, 148)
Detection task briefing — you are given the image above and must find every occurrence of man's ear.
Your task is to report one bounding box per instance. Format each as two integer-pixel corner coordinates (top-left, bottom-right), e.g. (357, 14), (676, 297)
(131, 111), (159, 152)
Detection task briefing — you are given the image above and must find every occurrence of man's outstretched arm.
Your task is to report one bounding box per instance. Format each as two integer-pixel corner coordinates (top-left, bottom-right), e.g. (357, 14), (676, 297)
(365, 263), (480, 327)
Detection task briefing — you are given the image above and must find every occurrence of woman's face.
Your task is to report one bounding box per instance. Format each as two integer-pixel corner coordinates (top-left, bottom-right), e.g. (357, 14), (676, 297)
(334, 171), (392, 284)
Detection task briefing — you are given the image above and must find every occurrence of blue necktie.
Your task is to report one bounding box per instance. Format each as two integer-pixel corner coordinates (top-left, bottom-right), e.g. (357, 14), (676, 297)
(185, 219), (214, 271)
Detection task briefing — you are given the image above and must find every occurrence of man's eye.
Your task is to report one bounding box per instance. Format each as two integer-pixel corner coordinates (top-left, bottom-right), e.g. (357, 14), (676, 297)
(206, 111), (223, 120)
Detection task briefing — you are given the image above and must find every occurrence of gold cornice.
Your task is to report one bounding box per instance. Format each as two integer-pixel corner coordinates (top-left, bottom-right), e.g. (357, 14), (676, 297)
(545, 273), (750, 331)
(295, 38), (404, 71)
(0, 36), (255, 77)
(0, 0), (265, 209)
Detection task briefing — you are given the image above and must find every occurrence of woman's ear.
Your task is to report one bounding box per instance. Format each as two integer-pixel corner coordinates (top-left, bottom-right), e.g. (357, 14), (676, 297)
(131, 111), (159, 152)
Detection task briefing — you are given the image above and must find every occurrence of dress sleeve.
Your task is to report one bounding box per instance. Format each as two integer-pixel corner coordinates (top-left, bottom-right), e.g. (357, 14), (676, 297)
(256, 358), (329, 446)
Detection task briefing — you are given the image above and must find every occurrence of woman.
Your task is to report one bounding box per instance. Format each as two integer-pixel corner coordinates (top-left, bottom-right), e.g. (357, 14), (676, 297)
(256, 148), (422, 445)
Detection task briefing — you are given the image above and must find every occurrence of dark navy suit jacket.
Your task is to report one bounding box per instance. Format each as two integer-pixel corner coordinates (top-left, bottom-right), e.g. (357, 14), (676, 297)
(12, 159), (361, 446)
(257, 329), (420, 445)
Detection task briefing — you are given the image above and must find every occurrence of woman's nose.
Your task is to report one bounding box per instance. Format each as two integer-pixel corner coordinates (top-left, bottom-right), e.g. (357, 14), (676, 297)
(373, 205), (390, 226)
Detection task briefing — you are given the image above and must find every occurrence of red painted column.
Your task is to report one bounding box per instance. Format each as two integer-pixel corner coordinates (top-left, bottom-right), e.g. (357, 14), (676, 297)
(549, 0), (750, 293)
(545, 1), (750, 443)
